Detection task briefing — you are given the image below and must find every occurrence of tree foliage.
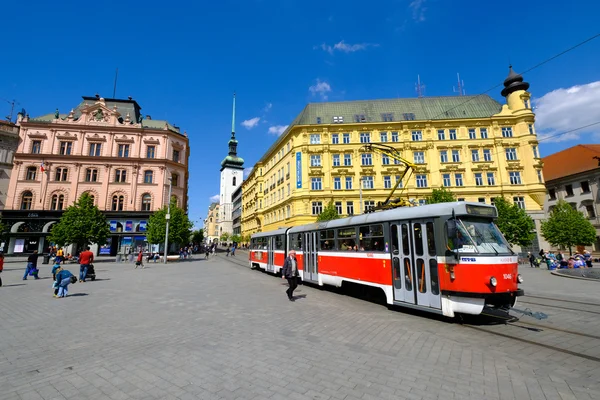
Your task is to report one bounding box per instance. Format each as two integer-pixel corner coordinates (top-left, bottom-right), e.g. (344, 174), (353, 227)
(425, 188), (457, 204)
(220, 232), (230, 242)
(48, 193), (110, 249)
(191, 229), (204, 244)
(317, 201), (340, 222)
(541, 200), (597, 254)
(231, 234), (242, 243)
(493, 197), (535, 247)
(146, 199), (192, 246)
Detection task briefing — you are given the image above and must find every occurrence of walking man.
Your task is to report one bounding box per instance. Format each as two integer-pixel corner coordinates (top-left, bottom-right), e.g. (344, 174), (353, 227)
(136, 249), (145, 269)
(23, 250), (40, 280)
(281, 250), (299, 301)
(78, 246), (94, 283)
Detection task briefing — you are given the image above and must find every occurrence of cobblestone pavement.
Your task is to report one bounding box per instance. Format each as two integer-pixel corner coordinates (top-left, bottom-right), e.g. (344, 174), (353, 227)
(0, 256), (599, 400)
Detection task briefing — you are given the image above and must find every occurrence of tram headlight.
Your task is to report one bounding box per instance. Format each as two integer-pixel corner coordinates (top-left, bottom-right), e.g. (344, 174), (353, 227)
(490, 276), (498, 287)
(450, 271), (456, 280)
(517, 274), (524, 284)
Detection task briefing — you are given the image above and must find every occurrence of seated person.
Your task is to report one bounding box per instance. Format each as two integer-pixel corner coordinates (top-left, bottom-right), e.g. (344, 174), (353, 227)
(340, 241), (349, 251)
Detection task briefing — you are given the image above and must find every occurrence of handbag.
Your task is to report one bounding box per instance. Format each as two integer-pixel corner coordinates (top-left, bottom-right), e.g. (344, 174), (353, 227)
(70, 276), (77, 284)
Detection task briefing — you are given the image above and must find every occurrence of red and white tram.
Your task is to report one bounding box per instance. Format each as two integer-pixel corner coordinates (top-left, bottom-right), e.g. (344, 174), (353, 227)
(249, 202), (524, 317)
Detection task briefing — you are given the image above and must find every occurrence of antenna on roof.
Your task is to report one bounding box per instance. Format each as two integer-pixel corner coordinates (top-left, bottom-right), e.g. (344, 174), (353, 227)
(112, 68), (119, 98)
(415, 75), (425, 98)
(453, 73), (465, 96)
(2, 98), (19, 122)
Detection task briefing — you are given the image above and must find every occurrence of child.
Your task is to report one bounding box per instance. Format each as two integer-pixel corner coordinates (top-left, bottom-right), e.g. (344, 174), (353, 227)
(55, 268), (76, 298)
(52, 261), (63, 297)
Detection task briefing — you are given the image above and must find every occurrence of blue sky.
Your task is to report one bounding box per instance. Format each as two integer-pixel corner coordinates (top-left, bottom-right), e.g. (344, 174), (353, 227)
(2, 0), (600, 228)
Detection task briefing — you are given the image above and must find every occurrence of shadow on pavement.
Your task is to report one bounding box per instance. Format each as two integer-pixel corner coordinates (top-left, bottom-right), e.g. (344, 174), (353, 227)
(68, 293), (88, 297)
(2, 283), (27, 287)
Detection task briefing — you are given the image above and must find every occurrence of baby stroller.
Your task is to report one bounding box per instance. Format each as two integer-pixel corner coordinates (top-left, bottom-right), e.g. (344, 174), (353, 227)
(85, 264), (96, 281)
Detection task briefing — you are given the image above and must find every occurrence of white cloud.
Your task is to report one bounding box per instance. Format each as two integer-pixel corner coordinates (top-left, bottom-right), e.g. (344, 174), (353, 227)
(409, 0), (427, 22)
(209, 194), (219, 203)
(263, 103), (272, 112)
(534, 81), (600, 142)
(309, 79), (332, 100)
(268, 125), (289, 136)
(316, 40), (378, 55)
(244, 167), (253, 178)
(241, 117), (260, 129)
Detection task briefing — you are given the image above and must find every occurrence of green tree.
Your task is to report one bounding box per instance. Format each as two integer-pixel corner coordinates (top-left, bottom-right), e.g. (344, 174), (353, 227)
(48, 193), (110, 249)
(317, 201), (340, 222)
(220, 232), (230, 242)
(231, 234), (242, 243)
(146, 199), (193, 247)
(425, 187), (456, 204)
(493, 197), (535, 247)
(541, 200), (597, 255)
(191, 229), (204, 244)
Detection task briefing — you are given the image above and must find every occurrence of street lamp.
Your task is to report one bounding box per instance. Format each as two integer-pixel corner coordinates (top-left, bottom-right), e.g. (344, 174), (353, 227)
(163, 177), (173, 264)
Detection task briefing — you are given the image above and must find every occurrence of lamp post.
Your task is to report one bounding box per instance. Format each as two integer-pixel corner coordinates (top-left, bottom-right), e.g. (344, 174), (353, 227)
(163, 177), (173, 264)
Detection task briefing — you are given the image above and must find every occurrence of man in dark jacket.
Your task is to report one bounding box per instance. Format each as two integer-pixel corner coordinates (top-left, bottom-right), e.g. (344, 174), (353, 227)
(281, 250), (299, 301)
(23, 251), (40, 280)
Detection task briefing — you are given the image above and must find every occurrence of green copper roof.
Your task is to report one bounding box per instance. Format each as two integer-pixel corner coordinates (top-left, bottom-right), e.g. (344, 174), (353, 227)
(221, 155), (245, 167)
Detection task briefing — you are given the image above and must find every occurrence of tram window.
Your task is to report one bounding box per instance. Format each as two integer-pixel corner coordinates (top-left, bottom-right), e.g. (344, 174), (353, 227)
(393, 258), (401, 289)
(401, 225), (410, 256)
(417, 258), (427, 293)
(337, 227), (357, 250)
(413, 223), (424, 256)
(319, 230), (335, 250)
(426, 222), (436, 256)
(391, 225), (399, 254)
(430, 259), (439, 295)
(290, 233), (302, 250)
(404, 258), (412, 291)
(358, 224), (385, 251)
(275, 235), (284, 250)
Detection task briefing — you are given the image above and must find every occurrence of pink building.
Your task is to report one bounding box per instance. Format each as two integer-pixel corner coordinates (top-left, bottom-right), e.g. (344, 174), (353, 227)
(3, 95), (189, 255)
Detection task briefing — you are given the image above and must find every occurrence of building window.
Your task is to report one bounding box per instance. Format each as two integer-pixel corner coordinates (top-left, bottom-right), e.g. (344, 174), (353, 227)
(483, 149), (492, 161)
(451, 150), (460, 162)
(146, 146), (155, 158)
(437, 130), (445, 140)
(565, 184), (574, 196)
(471, 149), (479, 162)
(382, 113), (394, 122)
(309, 134), (321, 144)
(342, 133), (350, 144)
(502, 127), (513, 138)
(455, 173), (464, 187)
(287, 183), (290, 196)
(334, 201), (343, 214)
(384, 175), (391, 189)
(475, 173), (483, 186)
(524, 99), (530, 109)
(528, 124), (534, 135)
(468, 129), (476, 139)
(312, 201), (323, 215)
(333, 116), (343, 123)
(172, 173), (179, 187)
(478, 198), (486, 203)
(112, 195), (125, 211)
(89, 143), (101, 156)
(311, 177), (322, 190)
(117, 144), (130, 158)
(391, 132), (399, 142)
(402, 113), (415, 121)
(395, 175), (402, 187)
(115, 169), (127, 183)
(509, 171), (522, 185)
(333, 177), (341, 190)
(361, 153), (372, 166)
(31, 140), (42, 154)
(144, 170), (153, 184)
(585, 204), (596, 219)
(344, 154), (352, 166)
(505, 148), (518, 161)
(360, 132), (371, 143)
(581, 181), (591, 194)
(449, 129), (457, 140)
(331, 134), (339, 144)
(59, 141), (72, 155)
(363, 176), (374, 189)
(141, 194), (152, 211)
(413, 151), (424, 164)
(411, 131), (422, 141)
(382, 155), (390, 165)
(480, 128), (488, 139)
(354, 114), (366, 123)
(442, 174), (451, 187)
(440, 151), (448, 163)
(458, 198), (465, 202)
(26, 167), (37, 181)
(416, 175), (428, 188)
(55, 167), (68, 182)
(85, 168), (98, 182)
(364, 200), (375, 212)
(487, 172), (495, 186)
(310, 154), (321, 167)
(51, 194), (65, 210)
(345, 176), (353, 190)
(88, 194), (95, 205)
(172, 149), (180, 163)
(380, 132), (388, 142)
(21, 191), (33, 210)
(548, 188), (556, 200)
(332, 154), (340, 166)
(532, 146), (539, 158)
(316, 117), (322, 124)
(513, 196), (525, 210)
(346, 201), (354, 215)
(233, 176), (237, 186)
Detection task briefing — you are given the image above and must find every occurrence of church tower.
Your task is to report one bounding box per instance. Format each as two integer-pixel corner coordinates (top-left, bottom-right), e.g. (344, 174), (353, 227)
(501, 65), (532, 112)
(219, 93), (244, 237)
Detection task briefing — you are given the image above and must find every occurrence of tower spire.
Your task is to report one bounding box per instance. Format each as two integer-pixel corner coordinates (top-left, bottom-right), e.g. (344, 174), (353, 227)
(231, 92), (236, 136)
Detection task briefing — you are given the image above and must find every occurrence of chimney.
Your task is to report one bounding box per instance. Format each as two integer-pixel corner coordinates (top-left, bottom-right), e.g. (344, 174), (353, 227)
(146, 115), (152, 120)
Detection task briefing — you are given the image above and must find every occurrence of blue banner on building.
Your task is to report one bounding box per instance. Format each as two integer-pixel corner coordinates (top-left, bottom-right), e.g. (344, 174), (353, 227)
(296, 152), (302, 189)
(109, 221), (117, 232)
(125, 221), (133, 232)
(139, 221), (147, 231)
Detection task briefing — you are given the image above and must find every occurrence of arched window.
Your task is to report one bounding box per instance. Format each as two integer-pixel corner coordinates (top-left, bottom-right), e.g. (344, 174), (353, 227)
(171, 173), (179, 187)
(51, 194), (65, 210)
(141, 193), (151, 211)
(89, 195), (95, 205)
(26, 167), (37, 181)
(112, 195), (124, 211)
(144, 170), (153, 184)
(233, 176), (237, 186)
(21, 191), (33, 210)
(55, 167), (68, 182)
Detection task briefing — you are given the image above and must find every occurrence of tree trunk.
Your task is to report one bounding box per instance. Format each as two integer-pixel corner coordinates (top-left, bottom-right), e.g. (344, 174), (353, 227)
(569, 246), (572, 256)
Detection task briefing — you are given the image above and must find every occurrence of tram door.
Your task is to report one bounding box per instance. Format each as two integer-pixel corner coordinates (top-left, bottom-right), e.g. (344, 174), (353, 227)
(391, 220), (441, 309)
(302, 232), (318, 282)
(267, 236), (275, 272)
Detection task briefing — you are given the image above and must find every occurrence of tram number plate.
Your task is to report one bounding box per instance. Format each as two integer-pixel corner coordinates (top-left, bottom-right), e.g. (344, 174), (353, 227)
(503, 274), (512, 280)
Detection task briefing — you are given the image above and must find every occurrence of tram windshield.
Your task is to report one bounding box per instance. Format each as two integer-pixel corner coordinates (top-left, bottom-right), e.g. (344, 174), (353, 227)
(447, 218), (513, 255)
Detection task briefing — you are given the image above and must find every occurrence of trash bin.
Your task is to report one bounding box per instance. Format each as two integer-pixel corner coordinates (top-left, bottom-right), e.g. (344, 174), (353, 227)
(42, 255), (50, 264)
(116, 254), (122, 263)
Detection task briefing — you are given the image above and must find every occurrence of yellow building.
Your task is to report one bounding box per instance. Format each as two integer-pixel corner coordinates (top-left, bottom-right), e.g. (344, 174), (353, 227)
(203, 202), (220, 243)
(241, 67), (545, 236)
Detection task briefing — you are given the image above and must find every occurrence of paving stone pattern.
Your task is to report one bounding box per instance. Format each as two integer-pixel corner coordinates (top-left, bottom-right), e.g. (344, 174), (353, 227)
(0, 255), (598, 400)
